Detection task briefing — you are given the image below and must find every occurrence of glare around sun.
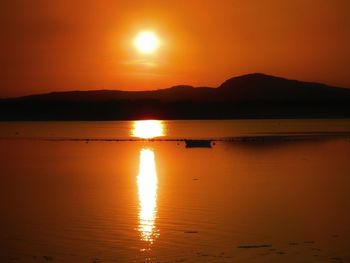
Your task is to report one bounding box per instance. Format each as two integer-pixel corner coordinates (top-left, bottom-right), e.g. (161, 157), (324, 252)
(134, 31), (160, 54)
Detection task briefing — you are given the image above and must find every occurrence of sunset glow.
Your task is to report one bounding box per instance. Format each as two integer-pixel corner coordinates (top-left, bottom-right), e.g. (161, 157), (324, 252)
(2, 0), (350, 262)
(2, 1), (350, 97)
(133, 31), (160, 54)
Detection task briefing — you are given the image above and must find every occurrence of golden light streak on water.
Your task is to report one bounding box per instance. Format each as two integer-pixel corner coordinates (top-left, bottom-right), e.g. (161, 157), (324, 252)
(132, 120), (164, 139)
(137, 148), (159, 247)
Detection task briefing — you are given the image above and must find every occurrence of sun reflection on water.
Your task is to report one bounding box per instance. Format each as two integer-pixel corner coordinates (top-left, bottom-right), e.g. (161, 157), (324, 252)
(137, 148), (159, 246)
(132, 120), (164, 139)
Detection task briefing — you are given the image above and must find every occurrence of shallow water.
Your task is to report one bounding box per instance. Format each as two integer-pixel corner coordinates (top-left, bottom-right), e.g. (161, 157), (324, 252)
(1, 120), (350, 262)
(1, 119), (350, 139)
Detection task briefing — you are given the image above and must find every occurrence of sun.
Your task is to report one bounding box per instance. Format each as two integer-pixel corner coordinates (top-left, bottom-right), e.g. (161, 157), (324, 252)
(133, 31), (160, 54)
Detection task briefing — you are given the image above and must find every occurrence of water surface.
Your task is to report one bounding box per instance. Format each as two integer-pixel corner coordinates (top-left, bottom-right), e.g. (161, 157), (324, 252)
(1, 119), (350, 139)
(1, 120), (350, 262)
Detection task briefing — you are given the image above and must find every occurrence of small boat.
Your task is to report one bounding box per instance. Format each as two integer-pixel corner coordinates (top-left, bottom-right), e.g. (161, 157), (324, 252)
(185, 139), (212, 148)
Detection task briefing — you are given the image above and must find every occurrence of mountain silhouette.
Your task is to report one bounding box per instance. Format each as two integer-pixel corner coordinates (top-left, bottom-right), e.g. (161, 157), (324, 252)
(218, 73), (350, 101)
(1, 73), (349, 120)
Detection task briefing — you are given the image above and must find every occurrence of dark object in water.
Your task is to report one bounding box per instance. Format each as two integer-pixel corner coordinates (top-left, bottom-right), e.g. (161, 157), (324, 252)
(237, 244), (272, 249)
(185, 140), (212, 148)
(184, 231), (199, 234)
(304, 240), (315, 244)
(43, 256), (53, 261)
(330, 257), (343, 261)
(276, 251), (286, 255)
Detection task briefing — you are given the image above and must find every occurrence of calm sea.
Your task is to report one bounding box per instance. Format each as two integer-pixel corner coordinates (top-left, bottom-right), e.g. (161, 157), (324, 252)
(1, 119), (350, 263)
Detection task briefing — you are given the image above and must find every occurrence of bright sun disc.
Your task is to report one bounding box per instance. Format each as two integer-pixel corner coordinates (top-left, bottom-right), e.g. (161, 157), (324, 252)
(134, 31), (160, 54)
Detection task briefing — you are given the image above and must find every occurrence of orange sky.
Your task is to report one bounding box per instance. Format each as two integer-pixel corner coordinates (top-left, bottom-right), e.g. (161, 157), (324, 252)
(1, 0), (350, 97)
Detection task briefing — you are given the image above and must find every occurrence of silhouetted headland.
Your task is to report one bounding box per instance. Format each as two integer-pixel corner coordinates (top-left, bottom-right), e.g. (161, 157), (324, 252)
(1, 73), (350, 120)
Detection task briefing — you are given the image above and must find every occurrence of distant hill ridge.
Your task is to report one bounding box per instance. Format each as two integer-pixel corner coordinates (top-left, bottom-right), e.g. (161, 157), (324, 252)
(1, 73), (350, 120)
(5, 72), (349, 101)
